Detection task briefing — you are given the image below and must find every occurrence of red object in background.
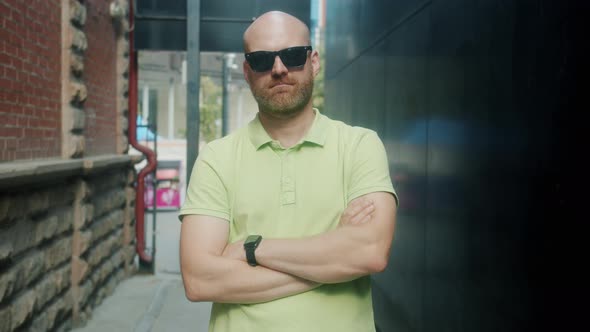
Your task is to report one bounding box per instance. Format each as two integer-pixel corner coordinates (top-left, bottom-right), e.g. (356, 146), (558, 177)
(145, 185), (180, 209)
(156, 187), (180, 208)
(145, 165), (181, 209)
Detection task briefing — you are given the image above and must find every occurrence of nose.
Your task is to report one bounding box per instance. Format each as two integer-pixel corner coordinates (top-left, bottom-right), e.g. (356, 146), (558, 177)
(271, 55), (288, 77)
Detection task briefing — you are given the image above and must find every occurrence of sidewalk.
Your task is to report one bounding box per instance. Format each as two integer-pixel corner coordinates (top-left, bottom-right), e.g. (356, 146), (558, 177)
(71, 273), (212, 332)
(71, 209), (213, 331)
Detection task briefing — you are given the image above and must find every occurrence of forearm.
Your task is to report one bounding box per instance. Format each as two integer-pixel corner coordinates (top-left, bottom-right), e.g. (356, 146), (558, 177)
(256, 225), (385, 284)
(182, 254), (319, 304)
(255, 193), (396, 283)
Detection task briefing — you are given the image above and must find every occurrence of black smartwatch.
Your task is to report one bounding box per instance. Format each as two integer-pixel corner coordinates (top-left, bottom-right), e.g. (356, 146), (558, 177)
(244, 235), (262, 266)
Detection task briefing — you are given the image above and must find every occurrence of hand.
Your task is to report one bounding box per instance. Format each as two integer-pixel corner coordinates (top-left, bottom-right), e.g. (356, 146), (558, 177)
(339, 198), (375, 226)
(222, 240), (246, 262)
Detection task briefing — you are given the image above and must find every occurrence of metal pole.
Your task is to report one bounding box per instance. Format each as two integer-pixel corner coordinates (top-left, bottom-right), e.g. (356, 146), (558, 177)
(222, 55), (229, 136)
(186, 0), (201, 185)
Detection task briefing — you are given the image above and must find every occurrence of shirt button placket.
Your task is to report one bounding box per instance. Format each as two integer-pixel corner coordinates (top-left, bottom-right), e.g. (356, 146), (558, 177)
(281, 150), (295, 205)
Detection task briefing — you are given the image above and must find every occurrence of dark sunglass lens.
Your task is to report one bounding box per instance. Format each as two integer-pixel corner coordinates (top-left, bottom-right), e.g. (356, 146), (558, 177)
(248, 52), (274, 72)
(280, 47), (308, 67)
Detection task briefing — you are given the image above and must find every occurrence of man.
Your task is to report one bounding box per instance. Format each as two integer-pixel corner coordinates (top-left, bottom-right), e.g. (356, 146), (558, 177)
(179, 10), (398, 332)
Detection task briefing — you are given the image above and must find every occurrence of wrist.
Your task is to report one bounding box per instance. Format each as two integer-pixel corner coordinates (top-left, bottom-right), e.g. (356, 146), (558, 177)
(244, 235), (262, 266)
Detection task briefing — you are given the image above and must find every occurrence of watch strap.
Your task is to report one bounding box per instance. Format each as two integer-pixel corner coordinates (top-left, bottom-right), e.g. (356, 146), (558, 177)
(244, 235), (262, 266)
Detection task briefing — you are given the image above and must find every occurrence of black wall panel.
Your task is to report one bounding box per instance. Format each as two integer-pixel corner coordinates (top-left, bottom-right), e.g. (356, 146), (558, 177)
(325, 0), (586, 331)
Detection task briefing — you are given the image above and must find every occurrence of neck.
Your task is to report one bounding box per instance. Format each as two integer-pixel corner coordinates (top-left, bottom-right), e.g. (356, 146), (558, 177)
(258, 106), (316, 148)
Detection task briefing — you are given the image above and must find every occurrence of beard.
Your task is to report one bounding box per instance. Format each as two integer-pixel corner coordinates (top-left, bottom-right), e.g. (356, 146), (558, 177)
(250, 71), (314, 117)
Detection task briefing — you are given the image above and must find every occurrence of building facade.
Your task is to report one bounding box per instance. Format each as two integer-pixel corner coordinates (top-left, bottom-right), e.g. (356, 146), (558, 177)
(0, 1), (137, 330)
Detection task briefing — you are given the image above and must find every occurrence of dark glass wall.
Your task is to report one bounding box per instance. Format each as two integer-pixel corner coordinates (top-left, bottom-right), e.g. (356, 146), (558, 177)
(325, 1), (586, 331)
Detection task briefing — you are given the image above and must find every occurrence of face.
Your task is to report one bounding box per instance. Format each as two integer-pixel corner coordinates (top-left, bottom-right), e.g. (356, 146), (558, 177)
(246, 51), (315, 116)
(243, 17), (320, 117)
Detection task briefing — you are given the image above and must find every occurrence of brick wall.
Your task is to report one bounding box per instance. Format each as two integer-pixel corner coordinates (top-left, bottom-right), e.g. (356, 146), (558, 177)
(0, 0), (62, 161)
(0, 0), (136, 331)
(83, 0), (118, 156)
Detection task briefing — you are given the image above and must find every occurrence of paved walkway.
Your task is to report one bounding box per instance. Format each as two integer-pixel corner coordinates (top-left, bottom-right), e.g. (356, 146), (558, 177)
(72, 209), (212, 332)
(71, 273), (212, 332)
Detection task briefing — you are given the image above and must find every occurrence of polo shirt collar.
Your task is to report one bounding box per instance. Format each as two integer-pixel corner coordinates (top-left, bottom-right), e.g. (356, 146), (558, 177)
(248, 108), (328, 150)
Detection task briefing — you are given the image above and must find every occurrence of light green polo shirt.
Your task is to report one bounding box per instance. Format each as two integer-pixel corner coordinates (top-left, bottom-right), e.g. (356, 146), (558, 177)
(180, 110), (396, 332)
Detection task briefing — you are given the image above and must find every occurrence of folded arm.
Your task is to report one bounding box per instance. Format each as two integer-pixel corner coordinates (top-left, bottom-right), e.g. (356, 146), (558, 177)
(180, 215), (319, 304)
(226, 192), (397, 284)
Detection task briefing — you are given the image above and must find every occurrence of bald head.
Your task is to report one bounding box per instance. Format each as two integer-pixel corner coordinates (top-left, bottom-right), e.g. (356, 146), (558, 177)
(243, 11), (311, 53)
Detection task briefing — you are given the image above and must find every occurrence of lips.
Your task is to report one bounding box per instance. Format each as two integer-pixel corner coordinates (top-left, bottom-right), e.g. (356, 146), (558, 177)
(270, 81), (294, 88)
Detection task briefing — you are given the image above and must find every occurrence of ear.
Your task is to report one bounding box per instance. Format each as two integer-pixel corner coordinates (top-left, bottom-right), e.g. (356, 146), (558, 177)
(311, 50), (320, 77)
(242, 60), (250, 84)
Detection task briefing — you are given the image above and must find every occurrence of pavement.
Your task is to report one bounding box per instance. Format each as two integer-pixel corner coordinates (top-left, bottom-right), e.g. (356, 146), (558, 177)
(72, 211), (213, 332)
(71, 274), (212, 332)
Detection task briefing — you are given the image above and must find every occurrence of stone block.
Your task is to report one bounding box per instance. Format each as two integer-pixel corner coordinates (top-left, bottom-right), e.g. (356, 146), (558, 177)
(93, 190), (127, 218)
(78, 279), (93, 308)
(0, 269), (15, 303)
(120, 115), (129, 132)
(119, 99), (129, 114)
(30, 294), (72, 332)
(68, 27), (87, 52)
(27, 190), (50, 216)
(126, 170), (135, 187)
(72, 256), (89, 285)
(65, 135), (85, 158)
(63, 107), (85, 132)
(83, 203), (94, 225)
(0, 197), (10, 225)
(120, 81), (129, 96)
(0, 220), (32, 260)
(0, 242), (12, 262)
(73, 229), (92, 256)
(117, 38), (129, 57)
(34, 214), (58, 243)
(1, 195), (25, 225)
(87, 229), (122, 267)
(90, 210), (124, 243)
(76, 180), (90, 200)
(0, 306), (11, 332)
(53, 316), (72, 332)
(118, 60), (129, 79)
(70, 81), (87, 104)
(88, 171), (127, 193)
(34, 266), (71, 311)
(70, 52), (84, 75)
(54, 209), (74, 235)
(50, 184), (77, 206)
(13, 251), (45, 295)
(44, 238), (72, 271)
(118, 135), (129, 154)
(10, 289), (36, 330)
(69, 0), (87, 26)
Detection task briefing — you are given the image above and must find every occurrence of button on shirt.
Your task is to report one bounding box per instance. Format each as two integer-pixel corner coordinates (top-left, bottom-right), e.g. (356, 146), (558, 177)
(180, 110), (396, 332)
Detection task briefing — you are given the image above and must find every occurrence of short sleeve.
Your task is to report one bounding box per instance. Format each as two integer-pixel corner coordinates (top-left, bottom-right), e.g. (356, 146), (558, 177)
(347, 130), (398, 204)
(178, 145), (230, 222)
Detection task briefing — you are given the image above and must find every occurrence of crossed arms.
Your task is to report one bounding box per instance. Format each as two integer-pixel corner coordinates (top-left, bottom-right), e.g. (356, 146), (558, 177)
(179, 191), (397, 304)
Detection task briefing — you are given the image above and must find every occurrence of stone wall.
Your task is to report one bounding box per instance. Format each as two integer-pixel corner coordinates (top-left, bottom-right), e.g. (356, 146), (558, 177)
(0, 0), (138, 329)
(0, 156), (137, 332)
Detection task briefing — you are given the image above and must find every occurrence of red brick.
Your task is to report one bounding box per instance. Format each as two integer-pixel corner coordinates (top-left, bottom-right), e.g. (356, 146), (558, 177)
(4, 66), (16, 79)
(23, 128), (42, 138)
(0, 78), (12, 90)
(0, 113), (17, 126)
(15, 150), (32, 160)
(0, 127), (22, 138)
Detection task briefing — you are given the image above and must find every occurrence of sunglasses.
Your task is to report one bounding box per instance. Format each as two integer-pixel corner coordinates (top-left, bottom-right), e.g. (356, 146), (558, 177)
(245, 46), (312, 72)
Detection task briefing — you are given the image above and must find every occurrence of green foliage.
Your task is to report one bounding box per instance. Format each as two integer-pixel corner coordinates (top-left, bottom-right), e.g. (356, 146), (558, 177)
(312, 41), (325, 114)
(200, 76), (222, 143)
